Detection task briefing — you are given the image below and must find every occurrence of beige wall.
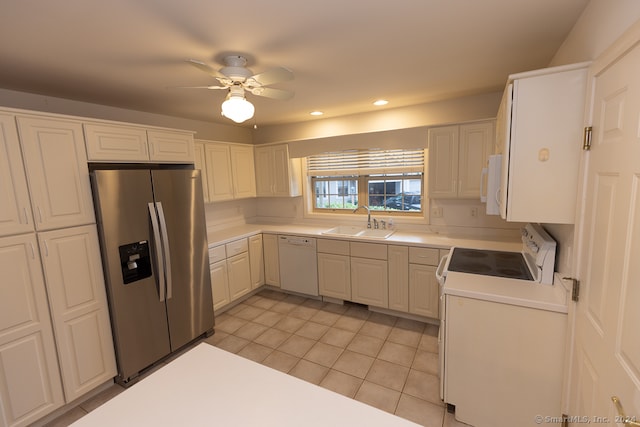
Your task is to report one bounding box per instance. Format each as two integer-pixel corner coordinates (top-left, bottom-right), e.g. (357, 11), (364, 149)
(0, 87), (252, 143)
(254, 92), (501, 147)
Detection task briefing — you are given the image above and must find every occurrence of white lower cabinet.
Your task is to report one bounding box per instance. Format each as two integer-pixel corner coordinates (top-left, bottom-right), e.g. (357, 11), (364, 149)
(227, 252), (251, 301)
(388, 245), (409, 312)
(317, 239), (351, 300)
(37, 226), (117, 402)
(248, 234), (264, 289)
(263, 234), (280, 287)
(209, 235), (260, 312)
(210, 260), (230, 312)
(350, 242), (388, 308)
(0, 234), (64, 427)
(408, 247), (440, 318)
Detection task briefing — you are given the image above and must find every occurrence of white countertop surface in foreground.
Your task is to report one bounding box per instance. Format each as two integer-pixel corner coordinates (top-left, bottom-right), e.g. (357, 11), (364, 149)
(71, 344), (420, 427)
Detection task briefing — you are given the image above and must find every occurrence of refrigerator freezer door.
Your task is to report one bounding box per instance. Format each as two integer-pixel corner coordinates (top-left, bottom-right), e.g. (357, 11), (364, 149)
(92, 169), (171, 382)
(151, 170), (214, 350)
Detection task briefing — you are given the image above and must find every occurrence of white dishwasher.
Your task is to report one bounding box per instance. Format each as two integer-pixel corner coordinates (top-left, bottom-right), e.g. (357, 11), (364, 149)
(278, 235), (319, 296)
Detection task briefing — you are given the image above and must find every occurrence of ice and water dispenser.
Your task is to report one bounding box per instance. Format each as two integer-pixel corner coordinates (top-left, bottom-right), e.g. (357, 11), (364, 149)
(119, 241), (152, 284)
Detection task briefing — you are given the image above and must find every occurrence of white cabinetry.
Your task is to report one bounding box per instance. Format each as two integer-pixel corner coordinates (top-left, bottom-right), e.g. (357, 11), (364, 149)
(408, 247), (440, 318)
(263, 234), (280, 287)
(388, 245), (409, 312)
(350, 242), (388, 308)
(428, 121), (494, 199)
(37, 226), (117, 401)
(254, 144), (302, 197)
(0, 110), (117, 426)
(248, 234), (264, 289)
(204, 143), (234, 201)
(209, 237), (256, 312)
(497, 63), (588, 224)
(17, 116), (95, 230)
(317, 239), (351, 300)
(209, 246), (229, 312)
(0, 113), (33, 237)
(0, 234), (64, 427)
(84, 123), (194, 163)
(196, 140), (256, 202)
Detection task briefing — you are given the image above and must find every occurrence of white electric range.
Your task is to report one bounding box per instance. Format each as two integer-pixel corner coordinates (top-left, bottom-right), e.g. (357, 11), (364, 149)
(435, 223), (570, 427)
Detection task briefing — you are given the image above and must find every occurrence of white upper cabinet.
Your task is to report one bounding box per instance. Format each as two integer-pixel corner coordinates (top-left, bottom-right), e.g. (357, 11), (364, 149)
(198, 140), (257, 202)
(147, 129), (194, 163)
(204, 143), (234, 202)
(428, 121), (494, 199)
(230, 145), (257, 199)
(37, 225), (116, 402)
(84, 123), (148, 162)
(17, 116), (95, 230)
(0, 113), (33, 237)
(84, 123), (194, 164)
(497, 63), (588, 224)
(255, 144), (301, 197)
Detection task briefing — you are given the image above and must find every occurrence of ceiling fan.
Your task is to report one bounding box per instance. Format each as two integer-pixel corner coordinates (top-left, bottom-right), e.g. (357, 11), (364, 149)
(183, 55), (294, 123)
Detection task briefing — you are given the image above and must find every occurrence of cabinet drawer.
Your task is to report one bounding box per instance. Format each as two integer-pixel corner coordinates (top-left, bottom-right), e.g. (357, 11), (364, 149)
(225, 238), (248, 257)
(409, 247), (440, 265)
(350, 242), (387, 260)
(209, 245), (226, 263)
(317, 238), (350, 255)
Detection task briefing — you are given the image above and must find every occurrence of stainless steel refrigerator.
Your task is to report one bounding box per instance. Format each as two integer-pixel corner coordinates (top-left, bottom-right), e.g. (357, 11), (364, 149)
(91, 169), (214, 385)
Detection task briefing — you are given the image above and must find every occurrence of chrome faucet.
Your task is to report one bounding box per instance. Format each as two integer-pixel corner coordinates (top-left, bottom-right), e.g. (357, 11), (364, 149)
(353, 205), (372, 228)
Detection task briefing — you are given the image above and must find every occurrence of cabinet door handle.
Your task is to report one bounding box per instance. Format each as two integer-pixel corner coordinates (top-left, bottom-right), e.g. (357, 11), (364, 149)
(43, 240), (49, 257)
(36, 206), (43, 223)
(29, 242), (36, 259)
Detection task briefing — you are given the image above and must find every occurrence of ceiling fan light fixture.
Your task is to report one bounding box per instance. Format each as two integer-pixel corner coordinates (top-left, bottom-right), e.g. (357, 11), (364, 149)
(221, 89), (255, 123)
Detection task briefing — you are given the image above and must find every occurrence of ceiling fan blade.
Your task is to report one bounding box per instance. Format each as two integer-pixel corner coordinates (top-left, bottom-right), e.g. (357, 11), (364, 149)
(169, 85), (229, 90)
(248, 86), (294, 100)
(246, 67), (294, 87)
(186, 59), (229, 80)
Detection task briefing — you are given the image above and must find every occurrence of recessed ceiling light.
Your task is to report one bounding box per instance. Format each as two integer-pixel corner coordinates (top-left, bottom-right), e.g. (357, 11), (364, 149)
(373, 99), (389, 106)
(310, 111), (324, 116)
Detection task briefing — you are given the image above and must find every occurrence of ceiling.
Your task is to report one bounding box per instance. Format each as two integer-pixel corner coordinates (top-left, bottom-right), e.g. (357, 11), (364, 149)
(0, 0), (589, 127)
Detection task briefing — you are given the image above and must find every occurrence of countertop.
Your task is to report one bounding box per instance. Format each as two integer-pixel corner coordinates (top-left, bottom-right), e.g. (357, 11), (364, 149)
(71, 343), (420, 427)
(207, 223), (523, 252)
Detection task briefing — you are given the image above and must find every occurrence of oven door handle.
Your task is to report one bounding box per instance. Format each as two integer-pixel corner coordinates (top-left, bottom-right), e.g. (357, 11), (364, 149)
(436, 255), (448, 285)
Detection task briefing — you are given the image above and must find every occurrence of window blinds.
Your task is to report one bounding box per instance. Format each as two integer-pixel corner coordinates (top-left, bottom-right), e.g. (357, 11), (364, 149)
(306, 149), (425, 176)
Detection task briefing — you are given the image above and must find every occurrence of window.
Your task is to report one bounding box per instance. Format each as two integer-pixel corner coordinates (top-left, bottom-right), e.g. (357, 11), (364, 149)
(307, 149), (424, 215)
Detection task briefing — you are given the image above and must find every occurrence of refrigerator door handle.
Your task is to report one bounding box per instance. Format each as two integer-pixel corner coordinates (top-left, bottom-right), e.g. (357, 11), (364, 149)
(148, 202), (166, 302)
(156, 202), (173, 300)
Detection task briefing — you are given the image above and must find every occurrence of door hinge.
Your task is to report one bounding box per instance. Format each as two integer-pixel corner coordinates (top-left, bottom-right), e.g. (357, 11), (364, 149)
(564, 277), (580, 302)
(583, 126), (593, 151)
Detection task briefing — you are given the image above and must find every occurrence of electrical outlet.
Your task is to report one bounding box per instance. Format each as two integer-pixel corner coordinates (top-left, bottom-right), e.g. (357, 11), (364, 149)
(470, 207), (478, 217)
(431, 207), (443, 218)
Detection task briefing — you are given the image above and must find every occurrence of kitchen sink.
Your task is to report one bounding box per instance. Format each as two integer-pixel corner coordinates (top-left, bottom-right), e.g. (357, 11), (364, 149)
(357, 229), (395, 239)
(322, 226), (395, 239)
(322, 225), (364, 236)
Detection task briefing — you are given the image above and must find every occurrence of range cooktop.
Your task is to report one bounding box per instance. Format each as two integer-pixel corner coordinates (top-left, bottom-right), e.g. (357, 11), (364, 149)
(447, 247), (534, 281)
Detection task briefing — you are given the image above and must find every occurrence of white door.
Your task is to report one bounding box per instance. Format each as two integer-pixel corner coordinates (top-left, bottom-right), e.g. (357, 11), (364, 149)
(38, 225), (117, 402)
(0, 234), (64, 426)
(568, 32), (640, 424)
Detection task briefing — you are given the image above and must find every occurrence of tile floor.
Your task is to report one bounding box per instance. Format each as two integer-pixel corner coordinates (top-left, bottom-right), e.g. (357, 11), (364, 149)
(45, 289), (470, 427)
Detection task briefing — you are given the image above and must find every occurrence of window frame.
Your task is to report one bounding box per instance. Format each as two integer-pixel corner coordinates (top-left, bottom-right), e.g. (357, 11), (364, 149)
(310, 173), (424, 216)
